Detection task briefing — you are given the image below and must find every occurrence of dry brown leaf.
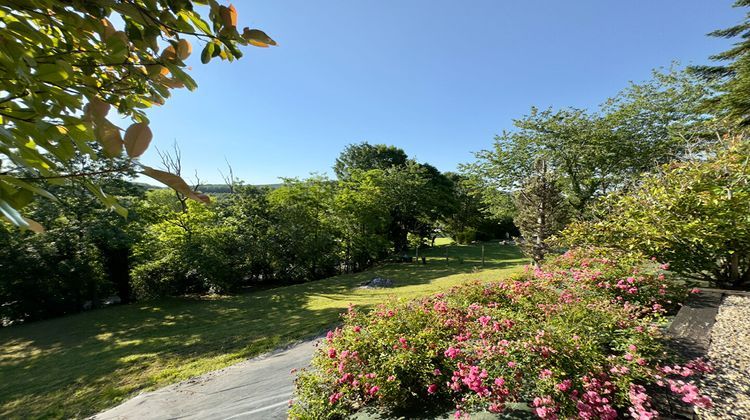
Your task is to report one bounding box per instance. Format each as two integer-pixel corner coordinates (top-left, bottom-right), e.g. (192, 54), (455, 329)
(124, 122), (152, 158)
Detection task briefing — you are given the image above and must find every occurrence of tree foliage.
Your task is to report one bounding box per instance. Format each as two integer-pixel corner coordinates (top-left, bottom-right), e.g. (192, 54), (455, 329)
(691, 0), (750, 125)
(333, 142), (409, 180)
(514, 161), (568, 264)
(441, 172), (517, 244)
(334, 143), (457, 252)
(0, 154), (145, 321)
(465, 69), (713, 218)
(562, 136), (750, 287)
(0, 1), (275, 229)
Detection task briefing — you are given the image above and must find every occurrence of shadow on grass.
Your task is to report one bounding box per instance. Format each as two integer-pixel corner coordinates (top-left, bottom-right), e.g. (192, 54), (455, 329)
(0, 243), (527, 418)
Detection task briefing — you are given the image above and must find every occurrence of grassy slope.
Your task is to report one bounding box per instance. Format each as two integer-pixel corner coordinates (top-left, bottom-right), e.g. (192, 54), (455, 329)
(0, 243), (526, 419)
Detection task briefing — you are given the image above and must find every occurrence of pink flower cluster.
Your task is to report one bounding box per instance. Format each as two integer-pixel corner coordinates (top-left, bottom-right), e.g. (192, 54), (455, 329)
(296, 248), (711, 419)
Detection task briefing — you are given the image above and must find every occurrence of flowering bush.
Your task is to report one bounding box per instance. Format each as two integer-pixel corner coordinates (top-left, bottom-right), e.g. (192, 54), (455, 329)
(536, 247), (688, 314)
(290, 248), (710, 419)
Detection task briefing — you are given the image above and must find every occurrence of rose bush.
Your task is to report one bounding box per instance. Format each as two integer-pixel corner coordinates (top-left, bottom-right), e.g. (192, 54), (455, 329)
(290, 248), (710, 419)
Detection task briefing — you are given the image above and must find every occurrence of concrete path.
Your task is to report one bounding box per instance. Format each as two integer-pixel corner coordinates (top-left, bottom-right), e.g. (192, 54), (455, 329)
(93, 339), (319, 420)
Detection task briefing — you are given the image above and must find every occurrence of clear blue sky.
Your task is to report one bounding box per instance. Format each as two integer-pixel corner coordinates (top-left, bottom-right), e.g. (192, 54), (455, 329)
(137, 0), (744, 185)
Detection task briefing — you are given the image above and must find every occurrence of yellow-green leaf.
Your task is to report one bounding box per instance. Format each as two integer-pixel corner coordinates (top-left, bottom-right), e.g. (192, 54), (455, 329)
(141, 166), (210, 203)
(36, 63), (69, 82)
(242, 28), (277, 47)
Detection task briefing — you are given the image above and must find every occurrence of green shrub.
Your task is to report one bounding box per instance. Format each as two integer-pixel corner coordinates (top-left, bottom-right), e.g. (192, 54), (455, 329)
(0, 228), (109, 322)
(562, 139), (750, 288)
(455, 228), (477, 244)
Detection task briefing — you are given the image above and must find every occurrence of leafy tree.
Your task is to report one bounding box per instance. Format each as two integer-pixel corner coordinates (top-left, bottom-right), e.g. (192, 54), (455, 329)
(441, 172), (516, 243)
(465, 69), (713, 218)
(334, 170), (392, 272)
(378, 163), (454, 252)
(602, 67), (715, 163)
(217, 184), (276, 282)
(32, 157), (146, 303)
(0, 221), (107, 322)
(0, 153), (145, 320)
(334, 143), (456, 252)
(514, 161), (568, 265)
(268, 177), (340, 281)
(562, 136), (750, 287)
(469, 108), (614, 215)
(0, 1), (275, 228)
(441, 173), (484, 240)
(131, 189), (241, 297)
(333, 142), (409, 180)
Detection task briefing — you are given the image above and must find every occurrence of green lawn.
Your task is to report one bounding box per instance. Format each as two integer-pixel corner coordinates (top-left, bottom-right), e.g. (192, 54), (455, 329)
(0, 243), (527, 419)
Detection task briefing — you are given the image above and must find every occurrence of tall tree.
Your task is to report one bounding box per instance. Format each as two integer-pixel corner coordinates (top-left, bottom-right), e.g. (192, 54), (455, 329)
(334, 143), (455, 252)
(0, 152), (145, 320)
(0, 1), (276, 228)
(513, 161), (568, 265)
(268, 177), (340, 281)
(333, 142), (409, 180)
(465, 68), (712, 219)
(562, 134), (750, 287)
(334, 170), (392, 272)
(441, 172), (517, 243)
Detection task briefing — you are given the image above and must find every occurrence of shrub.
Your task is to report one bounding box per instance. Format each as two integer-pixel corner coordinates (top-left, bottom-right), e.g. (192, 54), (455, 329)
(130, 196), (250, 298)
(455, 228), (477, 245)
(561, 138), (750, 288)
(0, 228), (109, 322)
(290, 248), (708, 419)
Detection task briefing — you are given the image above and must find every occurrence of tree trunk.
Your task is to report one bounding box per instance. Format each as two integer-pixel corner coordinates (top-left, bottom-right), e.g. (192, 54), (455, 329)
(534, 190), (546, 267)
(730, 251), (741, 287)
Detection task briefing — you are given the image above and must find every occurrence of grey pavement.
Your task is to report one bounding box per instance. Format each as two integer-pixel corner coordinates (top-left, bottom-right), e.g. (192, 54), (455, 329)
(93, 339), (319, 420)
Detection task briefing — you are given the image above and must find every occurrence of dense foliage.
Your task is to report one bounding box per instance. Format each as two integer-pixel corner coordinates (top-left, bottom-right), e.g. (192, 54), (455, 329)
(513, 162), (568, 264)
(463, 69), (712, 219)
(291, 248), (710, 419)
(0, 154), (144, 321)
(0, 144), (507, 322)
(461, 69), (716, 265)
(441, 172), (518, 244)
(562, 136), (750, 288)
(0, 1), (275, 228)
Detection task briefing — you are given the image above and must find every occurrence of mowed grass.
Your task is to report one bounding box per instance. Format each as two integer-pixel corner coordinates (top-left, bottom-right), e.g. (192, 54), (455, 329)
(0, 243), (527, 419)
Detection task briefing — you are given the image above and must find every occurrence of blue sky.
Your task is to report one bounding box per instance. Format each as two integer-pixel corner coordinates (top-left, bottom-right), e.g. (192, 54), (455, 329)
(138, 0), (744, 185)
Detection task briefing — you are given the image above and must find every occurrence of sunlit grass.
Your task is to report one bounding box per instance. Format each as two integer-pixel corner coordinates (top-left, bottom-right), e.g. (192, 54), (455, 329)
(0, 243), (527, 419)
(433, 236), (455, 246)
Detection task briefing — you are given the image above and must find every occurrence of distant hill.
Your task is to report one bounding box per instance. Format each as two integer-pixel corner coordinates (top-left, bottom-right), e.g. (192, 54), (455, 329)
(131, 182), (282, 194)
(132, 182), (165, 191)
(198, 183), (282, 194)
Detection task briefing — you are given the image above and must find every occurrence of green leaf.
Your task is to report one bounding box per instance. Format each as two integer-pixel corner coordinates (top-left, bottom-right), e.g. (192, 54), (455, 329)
(0, 176), (56, 200)
(36, 63), (69, 82)
(164, 63), (197, 91)
(183, 11), (212, 35)
(201, 42), (215, 64)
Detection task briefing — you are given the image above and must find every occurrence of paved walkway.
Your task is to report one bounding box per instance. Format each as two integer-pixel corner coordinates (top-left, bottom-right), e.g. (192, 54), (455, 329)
(93, 339), (319, 420)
